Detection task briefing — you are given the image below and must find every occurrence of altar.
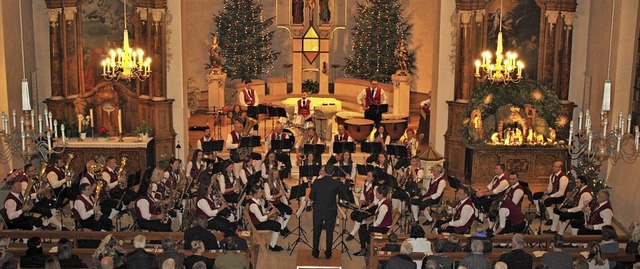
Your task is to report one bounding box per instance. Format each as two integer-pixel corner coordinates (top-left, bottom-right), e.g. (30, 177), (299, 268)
(57, 137), (155, 176)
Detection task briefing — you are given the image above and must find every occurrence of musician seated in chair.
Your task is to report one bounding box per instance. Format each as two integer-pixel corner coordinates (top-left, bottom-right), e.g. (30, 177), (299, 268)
(354, 185), (393, 256)
(331, 124), (353, 144)
(218, 161), (242, 204)
(346, 171), (378, 242)
(552, 175), (593, 235)
(3, 177), (44, 230)
(490, 198), (526, 235)
(261, 151), (280, 180)
(247, 185), (284, 252)
(294, 91), (313, 122)
(576, 190), (613, 235)
(263, 169), (292, 237)
(226, 121), (245, 171)
(394, 128), (419, 171)
(73, 183), (113, 231)
(46, 156), (77, 208)
(474, 164), (509, 219)
(195, 178), (236, 235)
(102, 156), (127, 203)
(411, 163), (444, 226)
(295, 127), (323, 163)
(366, 126), (391, 164)
(533, 161), (569, 228)
(22, 164), (61, 230)
(186, 149), (206, 182)
(134, 180), (172, 232)
(265, 123), (292, 175)
(436, 186), (476, 234)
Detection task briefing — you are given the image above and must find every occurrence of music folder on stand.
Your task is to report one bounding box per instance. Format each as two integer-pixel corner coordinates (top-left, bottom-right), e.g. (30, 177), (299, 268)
(332, 201), (353, 260)
(360, 141), (383, 155)
(332, 141), (356, 154)
(287, 184), (312, 255)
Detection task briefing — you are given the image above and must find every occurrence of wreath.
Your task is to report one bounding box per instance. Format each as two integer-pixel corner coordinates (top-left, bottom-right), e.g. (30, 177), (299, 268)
(461, 78), (562, 146)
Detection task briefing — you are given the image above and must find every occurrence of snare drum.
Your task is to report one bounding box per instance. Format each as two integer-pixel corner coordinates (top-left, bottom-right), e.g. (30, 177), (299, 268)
(345, 119), (374, 142)
(381, 113), (409, 141)
(293, 115), (305, 127)
(335, 111), (364, 127)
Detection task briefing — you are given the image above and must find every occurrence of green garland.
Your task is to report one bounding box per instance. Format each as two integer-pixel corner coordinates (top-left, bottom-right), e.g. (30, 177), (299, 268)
(462, 78), (561, 145)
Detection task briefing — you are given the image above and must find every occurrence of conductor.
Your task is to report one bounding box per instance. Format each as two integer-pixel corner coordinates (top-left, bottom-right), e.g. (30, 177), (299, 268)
(309, 164), (344, 259)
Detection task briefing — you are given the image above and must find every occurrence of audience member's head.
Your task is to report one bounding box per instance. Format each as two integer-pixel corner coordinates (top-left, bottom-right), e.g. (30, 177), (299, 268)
(45, 256), (61, 269)
(553, 234), (565, 249)
(161, 258), (176, 269)
(494, 261), (508, 269)
(587, 241), (606, 266)
(573, 258), (589, 269)
(399, 241), (413, 255)
(162, 237), (177, 251)
(100, 256), (114, 269)
(449, 235), (460, 245)
(27, 236), (42, 250)
(192, 261), (207, 269)
(57, 238), (73, 260)
(134, 235), (146, 249)
(633, 262), (640, 269)
(632, 225), (640, 243)
(410, 223), (425, 238)
(432, 238), (444, 254)
(512, 234), (525, 249)
(424, 260), (439, 269)
(0, 236), (9, 250)
(223, 237), (237, 251)
(535, 263), (550, 269)
(191, 240), (204, 254)
(601, 225), (618, 241)
(195, 216), (208, 229)
(470, 239), (484, 253)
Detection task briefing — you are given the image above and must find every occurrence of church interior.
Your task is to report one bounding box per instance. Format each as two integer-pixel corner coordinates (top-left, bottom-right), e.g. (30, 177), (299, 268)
(1, 0), (640, 268)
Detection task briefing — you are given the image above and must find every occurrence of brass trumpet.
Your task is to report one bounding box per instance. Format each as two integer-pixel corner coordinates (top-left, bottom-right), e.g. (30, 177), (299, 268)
(64, 153), (75, 188)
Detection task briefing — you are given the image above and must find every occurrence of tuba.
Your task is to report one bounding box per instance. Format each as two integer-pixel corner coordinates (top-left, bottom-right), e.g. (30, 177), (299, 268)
(238, 117), (259, 161)
(117, 154), (129, 189)
(561, 186), (580, 208)
(91, 163), (106, 201)
(64, 153), (75, 187)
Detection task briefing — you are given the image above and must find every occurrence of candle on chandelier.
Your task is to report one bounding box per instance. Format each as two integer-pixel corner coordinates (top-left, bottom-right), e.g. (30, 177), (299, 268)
(618, 112), (624, 131)
(43, 108), (48, 128)
(474, 60), (481, 76)
(628, 114), (632, 133)
(38, 115), (42, 134)
(12, 110), (16, 128)
(53, 119), (58, 139)
(30, 110), (35, 128)
(21, 133), (26, 152)
(635, 126), (639, 151)
(61, 124), (66, 143)
(517, 61), (524, 78)
(101, 60), (107, 76)
(20, 116), (24, 134)
(0, 113), (4, 132)
(603, 118), (608, 138)
(588, 133), (593, 152)
(568, 121), (573, 146)
(616, 134), (621, 153)
(48, 112), (53, 131)
(47, 131), (52, 151)
(578, 111), (583, 132)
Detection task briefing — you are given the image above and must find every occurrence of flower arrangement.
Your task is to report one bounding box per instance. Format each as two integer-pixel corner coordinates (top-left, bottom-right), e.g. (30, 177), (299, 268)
(96, 127), (109, 139)
(135, 121), (153, 135)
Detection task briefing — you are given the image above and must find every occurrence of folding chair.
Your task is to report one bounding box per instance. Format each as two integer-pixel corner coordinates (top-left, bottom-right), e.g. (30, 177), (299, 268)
(243, 206), (271, 268)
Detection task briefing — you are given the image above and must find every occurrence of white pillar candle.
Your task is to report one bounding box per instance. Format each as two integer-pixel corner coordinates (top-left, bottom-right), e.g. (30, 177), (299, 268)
(635, 126), (639, 151)
(618, 112), (623, 130)
(21, 133), (26, 152)
(38, 115), (43, 134)
(12, 110), (16, 128)
(78, 115), (82, 135)
(628, 114), (632, 134)
(90, 109), (94, 128)
(53, 119), (58, 139)
(118, 110), (122, 134)
(61, 124), (66, 143)
(616, 134), (621, 153)
(43, 109), (48, 128)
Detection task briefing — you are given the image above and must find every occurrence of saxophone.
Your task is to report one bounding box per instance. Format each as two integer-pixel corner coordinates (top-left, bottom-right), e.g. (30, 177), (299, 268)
(117, 154), (128, 189)
(64, 153), (75, 188)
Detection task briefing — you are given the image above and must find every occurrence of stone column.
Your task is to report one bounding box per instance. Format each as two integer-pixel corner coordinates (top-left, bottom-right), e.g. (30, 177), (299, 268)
(151, 8), (166, 101)
(206, 71), (227, 109)
(391, 70), (412, 115)
(46, 8), (63, 100)
(62, 6), (79, 99)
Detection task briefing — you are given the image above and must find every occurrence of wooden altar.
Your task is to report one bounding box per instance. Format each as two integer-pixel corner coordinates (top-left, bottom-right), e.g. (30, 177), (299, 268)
(465, 145), (568, 185)
(58, 137), (155, 176)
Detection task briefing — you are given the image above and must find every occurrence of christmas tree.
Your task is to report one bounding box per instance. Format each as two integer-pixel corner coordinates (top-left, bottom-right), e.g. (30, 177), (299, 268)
(568, 156), (608, 194)
(344, 0), (415, 83)
(213, 0), (279, 81)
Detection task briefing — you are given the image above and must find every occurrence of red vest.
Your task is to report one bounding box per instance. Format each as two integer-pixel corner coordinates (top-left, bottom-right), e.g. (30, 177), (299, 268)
(453, 198), (475, 234)
(190, 161), (201, 179)
(243, 168), (254, 183)
(334, 133), (349, 142)
(163, 172), (176, 193)
(73, 194), (94, 220)
(270, 132), (287, 140)
(106, 168), (122, 193)
(229, 131), (241, 155)
(573, 186), (592, 205)
(375, 199), (392, 228)
(3, 192), (23, 221)
(551, 172), (568, 196)
(195, 195), (217, 219)
(490, 175), (508, 197)
(504, 184), (524, 205)
(268, 182), (281, 205)
(243, 89), (256, 106)
(297, 99), (311, 117)
(363, 183), (375, 206)
(589, 201), (612, 226)
(500, 199), (525, 225)
(364, 87), (382, 107)
(425, 176), (444, 198)
(135, 195), (160, 220)
(222, 173), (236, 195)
(47, 167), (65, 190)
(247, 199), (265, 227)
(82, 172), (96, 186)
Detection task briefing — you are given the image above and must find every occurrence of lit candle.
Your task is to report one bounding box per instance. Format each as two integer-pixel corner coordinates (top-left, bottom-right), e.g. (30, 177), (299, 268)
(568, 121), (573, 146)
(43, 109), (48, 128)
(90, 109), (94, 128)
(578, 111), (583, 132)
(12, 110), (16, 128)
(20, 116), (24, 134)
(101, 61), (107, 76)
(38, 115), (43, 134)
(61, 124), (66, 143)
(53, 119), (58, 139)
(475, 60), (480, 76)
(48, 112), (53, 131)
(118, 110), (122, 134)
(30, 110), (35, 127)
(78, 115), (82, 135)
(21, 133), (26, 152)
(628, 114), (632, 134)
(47, 131), (52, 150)
(588, 133), (593, 152)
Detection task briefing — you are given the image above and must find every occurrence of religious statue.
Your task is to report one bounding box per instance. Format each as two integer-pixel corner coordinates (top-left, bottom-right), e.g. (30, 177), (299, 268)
(293, 0), (304, 24)
(205, 35), (223, 71)
(307, 0), (316, 24)
(394, 40), (410, 71)
(73, 97), (87, 116)
(319, 0), (331, 24)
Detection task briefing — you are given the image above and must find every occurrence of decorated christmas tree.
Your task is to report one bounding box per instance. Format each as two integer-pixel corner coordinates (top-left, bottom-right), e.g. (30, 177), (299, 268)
(213, 0), (279, 81)
(569, 156), (608, 194)
(344, 0), (415, 83)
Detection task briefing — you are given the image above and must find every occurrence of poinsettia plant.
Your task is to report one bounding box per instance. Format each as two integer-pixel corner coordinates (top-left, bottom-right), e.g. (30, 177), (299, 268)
(96, 127), (109, 138)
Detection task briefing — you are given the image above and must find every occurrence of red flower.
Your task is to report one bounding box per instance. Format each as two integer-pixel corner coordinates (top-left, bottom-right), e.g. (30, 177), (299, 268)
(98, 127), (108, 134)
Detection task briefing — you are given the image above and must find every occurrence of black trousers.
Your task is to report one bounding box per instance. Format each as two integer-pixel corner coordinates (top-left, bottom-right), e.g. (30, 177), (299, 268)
(52, 187), (76, 208)
(31, 203), (54, 219)
(358, 224), (389, 249)
(138, 219), (172, 232)
(255, 219), (281, 232)
(411, 197), (441, 211)
(100, 199), (120, 217)
(474, 195), (497, 214)
(312, 213), (337, 252)
(555, 208), (583, 222)
(498, 221), (526, 234)
(577, 227), (602, 235)
(350, 206), (377, 222)
(533, 192), (565, 208)
(434, 219), (469, 234)
(7, 216), (43, 230)
(207, 216), (236, 235)
(79, 215), (113, 231)
(274, 202), (293, 217)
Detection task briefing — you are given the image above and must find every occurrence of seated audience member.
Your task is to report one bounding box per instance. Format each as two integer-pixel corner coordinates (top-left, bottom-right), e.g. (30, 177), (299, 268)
(442, 235), (462, 252)
(385, 241), (415, 269)
(161, 258), (175, 269)
(494, 261), (508, 269)
(45, 256), (61, 269)
(459, 240), (492, 269)
(406, 224), (432, 254)
(20, 237), (49, 268)
(573, 258), (589, 269)
(422, 238), (454, 269)
(214, 237), (250, 269)
(498, 234), (533, 269)
(100, 256), (114, 269)
(57, 238), (87, 268)
(93, 234), (126, 269)
(126, 235), (159, 269)
(599, 225), (619, 269)
(536, 264), (550, 269)
(624, 222), (640, 266)
(0, 236), (14, 268)
(192, 261), (207, 269)
(541, 234), (573, 269)
(185, 241), (214, 269)
(157, 237), (184, 269)
(587, 241), (610, 269)
(184, 217), (220, 250)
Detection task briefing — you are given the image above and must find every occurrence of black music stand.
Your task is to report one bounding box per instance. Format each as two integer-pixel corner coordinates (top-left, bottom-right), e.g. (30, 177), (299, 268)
(367, 104), (389, 114)
(361, 141), (383, 154)
(356, 164), (376, 176)
(246, 106), (259, 119)
(271, 139), (294, 152)
(333, 141), (356, 154)
(303, 144), (325, 156)
(202, 140), (224, 164)
(386, 145), (408, 158)
(288, 198), (312, 255)
(299, 165), (321, 179)
(333, 165), (352, 178)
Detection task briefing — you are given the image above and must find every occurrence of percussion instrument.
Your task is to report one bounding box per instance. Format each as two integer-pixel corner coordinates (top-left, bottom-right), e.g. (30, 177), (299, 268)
(381, 113), (409, 141)
(345, 118), (374, 142)
(335, 111), (364, 127)
(292, 115), (305, 127)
